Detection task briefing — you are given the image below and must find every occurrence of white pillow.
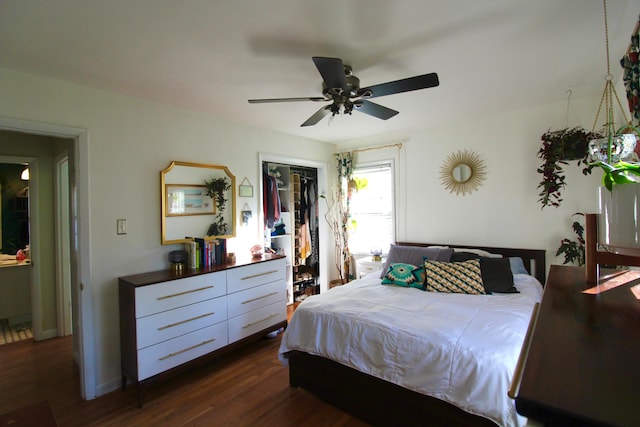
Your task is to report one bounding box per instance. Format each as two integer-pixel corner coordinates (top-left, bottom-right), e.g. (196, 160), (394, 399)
(452, 248), (503, 258)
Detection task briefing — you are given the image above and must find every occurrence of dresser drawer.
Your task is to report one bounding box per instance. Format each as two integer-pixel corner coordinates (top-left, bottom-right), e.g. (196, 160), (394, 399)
(226, 259), (286, 294)
(136, 296), (227, 349)
(135, 272), (226, 318)
(228, 301), (286, 343)
(137, 321), (228, 380)
(227, 280), (286, 318)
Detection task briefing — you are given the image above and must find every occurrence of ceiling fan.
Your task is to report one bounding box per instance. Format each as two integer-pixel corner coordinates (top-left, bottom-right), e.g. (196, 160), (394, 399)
(248, 57), (440, 127)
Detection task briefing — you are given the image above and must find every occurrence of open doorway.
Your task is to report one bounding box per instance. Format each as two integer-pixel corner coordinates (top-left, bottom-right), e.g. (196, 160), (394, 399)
(0, 117), (95, 401)
(259, 153), (330, 296)
(0, 159), (33, 344)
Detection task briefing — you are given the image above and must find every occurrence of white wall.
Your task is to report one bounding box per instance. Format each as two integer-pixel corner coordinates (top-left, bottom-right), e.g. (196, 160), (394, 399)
(0, 67), (336, 396)
(337, 92), (606, 268)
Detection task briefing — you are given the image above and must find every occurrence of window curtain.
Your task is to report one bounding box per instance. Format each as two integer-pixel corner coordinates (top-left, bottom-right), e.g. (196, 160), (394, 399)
(335, 152), (353, 281)
(621, 16), (640, 126)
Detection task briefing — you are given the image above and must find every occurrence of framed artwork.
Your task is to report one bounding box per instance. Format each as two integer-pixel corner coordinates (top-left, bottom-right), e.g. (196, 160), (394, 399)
(165, 184), (215, 216)
(239, 177), (254, 197)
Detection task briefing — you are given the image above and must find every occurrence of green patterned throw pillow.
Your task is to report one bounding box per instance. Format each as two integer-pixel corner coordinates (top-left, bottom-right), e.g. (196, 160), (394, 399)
(424, 259), (486, 294)
(382, 263), (426, 290)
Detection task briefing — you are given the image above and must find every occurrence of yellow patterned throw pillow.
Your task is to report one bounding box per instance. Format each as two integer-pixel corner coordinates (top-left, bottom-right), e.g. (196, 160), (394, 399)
(424, 259), (486, 294)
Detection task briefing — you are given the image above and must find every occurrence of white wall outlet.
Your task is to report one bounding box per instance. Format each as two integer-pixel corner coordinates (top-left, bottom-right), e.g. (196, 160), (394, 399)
(117, 219), (127, 235)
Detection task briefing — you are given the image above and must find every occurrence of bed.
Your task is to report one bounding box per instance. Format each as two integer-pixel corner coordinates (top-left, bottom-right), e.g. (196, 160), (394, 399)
(278, 242), (546, 427)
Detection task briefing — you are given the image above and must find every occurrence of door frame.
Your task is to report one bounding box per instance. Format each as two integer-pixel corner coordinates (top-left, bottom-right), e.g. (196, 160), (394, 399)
(0, 116), (95, 400)
(55, 153), (72, 336)
(258, 153), (330, 293)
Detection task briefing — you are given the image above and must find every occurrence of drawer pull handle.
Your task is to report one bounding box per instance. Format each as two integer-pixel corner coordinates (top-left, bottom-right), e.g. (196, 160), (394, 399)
(241, 292), (278, 305)
(157, 312), (215, 331)
(243, 313), (279, 329)
(158, 339), (216, 361)
(156, 286), (214, 300)
(241, 270), (278, 280)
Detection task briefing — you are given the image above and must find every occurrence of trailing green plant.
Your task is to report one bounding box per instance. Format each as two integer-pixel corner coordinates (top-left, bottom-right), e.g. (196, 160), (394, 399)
(204, 177), (231, 212)
(537, 127), (602, 208)
(206, 216), (229, 237)
(204, 176), (231, 237)
(556, 213), (585, 266)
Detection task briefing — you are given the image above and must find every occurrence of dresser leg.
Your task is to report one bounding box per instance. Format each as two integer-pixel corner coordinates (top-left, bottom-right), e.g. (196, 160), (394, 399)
(137, 383), (145, 409)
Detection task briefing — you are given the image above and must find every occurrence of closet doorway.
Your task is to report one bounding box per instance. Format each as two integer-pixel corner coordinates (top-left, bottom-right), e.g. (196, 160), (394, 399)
(259, 154), (329, 304)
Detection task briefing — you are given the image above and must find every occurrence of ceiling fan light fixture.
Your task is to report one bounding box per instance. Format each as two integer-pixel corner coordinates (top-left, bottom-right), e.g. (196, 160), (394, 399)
(249, 56), (439, 126)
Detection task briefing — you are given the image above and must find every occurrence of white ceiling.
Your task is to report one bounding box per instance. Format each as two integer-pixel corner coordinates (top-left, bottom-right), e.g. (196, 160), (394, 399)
(1, 0), (638, 144)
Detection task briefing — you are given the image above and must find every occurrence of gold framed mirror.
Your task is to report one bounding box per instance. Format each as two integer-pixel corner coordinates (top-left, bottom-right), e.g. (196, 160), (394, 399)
(161, 161), (236, 244)
(440, 150), (486, 196)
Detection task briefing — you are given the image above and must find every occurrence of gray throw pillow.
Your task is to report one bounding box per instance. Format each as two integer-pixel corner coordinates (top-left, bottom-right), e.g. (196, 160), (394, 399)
(380, 245), (454, 278)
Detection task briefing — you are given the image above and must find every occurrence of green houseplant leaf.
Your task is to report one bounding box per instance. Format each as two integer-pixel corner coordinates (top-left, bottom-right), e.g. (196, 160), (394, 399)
(591, 125), (640, 191)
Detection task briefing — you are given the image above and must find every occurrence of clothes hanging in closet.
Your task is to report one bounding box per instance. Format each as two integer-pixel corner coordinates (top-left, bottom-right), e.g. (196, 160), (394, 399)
(263, 173), (281, 228)
(298, 178), (315, 263)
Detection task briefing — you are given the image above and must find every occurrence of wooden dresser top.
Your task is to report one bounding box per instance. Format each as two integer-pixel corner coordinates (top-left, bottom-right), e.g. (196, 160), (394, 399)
(516, 265), (640, 426)
(119, 253), (285, 287)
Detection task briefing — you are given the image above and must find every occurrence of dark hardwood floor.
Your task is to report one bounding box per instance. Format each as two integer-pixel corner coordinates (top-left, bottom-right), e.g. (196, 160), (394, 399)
(0, 314), (368, 426)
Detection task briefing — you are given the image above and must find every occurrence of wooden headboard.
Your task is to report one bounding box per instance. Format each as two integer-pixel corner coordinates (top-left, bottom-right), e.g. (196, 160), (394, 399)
(397, 242), (547, 285)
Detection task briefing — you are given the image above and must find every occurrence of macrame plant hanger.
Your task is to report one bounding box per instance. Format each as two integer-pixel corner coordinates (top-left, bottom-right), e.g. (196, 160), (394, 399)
(563, 89), (572, 129)
(591, 0), (631, 137)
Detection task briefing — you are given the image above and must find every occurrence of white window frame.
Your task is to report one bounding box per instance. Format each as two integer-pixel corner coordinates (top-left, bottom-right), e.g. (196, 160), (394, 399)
(349, 159), (396, 256)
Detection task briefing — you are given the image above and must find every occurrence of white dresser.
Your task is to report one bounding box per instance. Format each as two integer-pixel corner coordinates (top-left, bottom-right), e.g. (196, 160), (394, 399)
(119, 254), (287, 407)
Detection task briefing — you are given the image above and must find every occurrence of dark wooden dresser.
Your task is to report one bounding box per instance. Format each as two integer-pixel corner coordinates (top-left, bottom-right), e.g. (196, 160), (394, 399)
(515, 265), (640, 426)
(119, 254), (287, 407)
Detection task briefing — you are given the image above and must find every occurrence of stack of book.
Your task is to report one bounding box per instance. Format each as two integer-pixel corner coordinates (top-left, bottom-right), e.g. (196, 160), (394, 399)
(184, 237), (227, 269)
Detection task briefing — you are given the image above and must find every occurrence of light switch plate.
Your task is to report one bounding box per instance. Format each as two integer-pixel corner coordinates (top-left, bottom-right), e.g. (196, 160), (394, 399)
(117, 219), (127, 235)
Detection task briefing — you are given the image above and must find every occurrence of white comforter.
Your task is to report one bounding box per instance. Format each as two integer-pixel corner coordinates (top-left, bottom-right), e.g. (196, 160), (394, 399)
(278, 273), (544, 427)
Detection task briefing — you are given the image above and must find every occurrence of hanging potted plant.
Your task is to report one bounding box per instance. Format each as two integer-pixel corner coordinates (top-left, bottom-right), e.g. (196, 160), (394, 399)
(536, 126), (602, 208)
(589, 124), (640, 255)
(586, 0), (640, 256)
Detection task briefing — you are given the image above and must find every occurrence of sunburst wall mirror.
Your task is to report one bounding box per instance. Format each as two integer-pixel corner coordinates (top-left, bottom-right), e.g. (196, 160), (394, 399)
(440, 149), (487, 196)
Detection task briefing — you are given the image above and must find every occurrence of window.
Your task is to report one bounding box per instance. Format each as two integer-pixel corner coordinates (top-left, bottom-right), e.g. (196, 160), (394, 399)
(348, 162), (394, 255)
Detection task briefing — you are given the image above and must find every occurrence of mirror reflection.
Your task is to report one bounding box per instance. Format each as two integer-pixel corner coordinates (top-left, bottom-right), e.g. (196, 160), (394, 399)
(452, 163), (472, 183)
(161, 161), (236, 245)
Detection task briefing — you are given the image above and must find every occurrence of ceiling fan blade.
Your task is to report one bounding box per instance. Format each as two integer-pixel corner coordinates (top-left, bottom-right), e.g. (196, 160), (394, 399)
(312, 57), (346, 90)
(354, 100), (399, 120)
(301, 106), (331, 127)
(360, 73), (439, 99)
(248, 97), (327, 103)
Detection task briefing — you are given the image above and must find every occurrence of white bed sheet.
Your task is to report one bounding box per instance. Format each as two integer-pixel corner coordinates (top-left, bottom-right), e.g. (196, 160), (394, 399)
(278, 272), (544, 427)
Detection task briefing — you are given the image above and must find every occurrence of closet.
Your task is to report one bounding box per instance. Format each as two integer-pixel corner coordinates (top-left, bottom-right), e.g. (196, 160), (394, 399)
(263, 162), (320, 305)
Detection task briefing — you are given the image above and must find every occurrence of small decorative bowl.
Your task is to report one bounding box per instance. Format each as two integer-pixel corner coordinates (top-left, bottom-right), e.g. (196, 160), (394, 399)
(250, 245), (263, 258)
